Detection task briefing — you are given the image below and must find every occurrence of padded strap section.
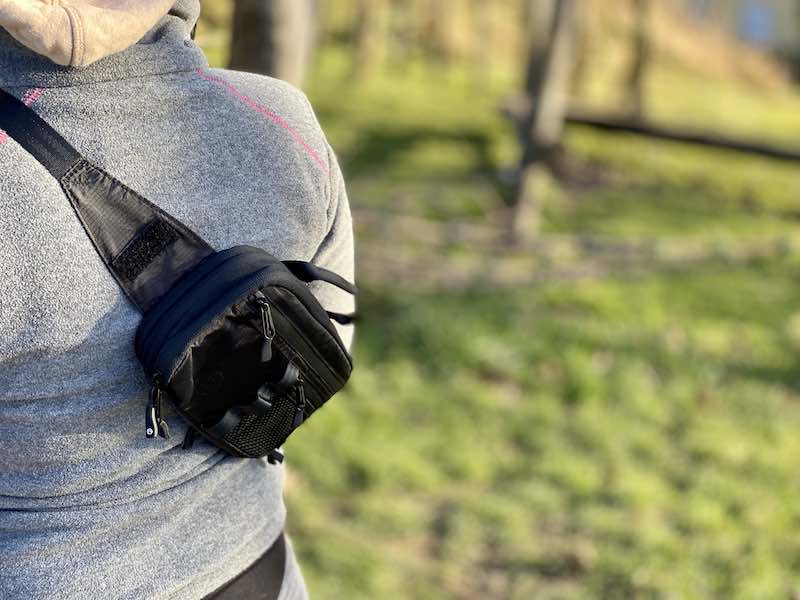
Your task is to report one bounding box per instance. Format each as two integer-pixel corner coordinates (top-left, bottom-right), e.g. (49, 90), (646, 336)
(0, 89), (81, 178)
(61, 160), (214, 312)
(113, 219), (181, 282)
(0, 87), (214, 313)
(282, 261), (358, 296)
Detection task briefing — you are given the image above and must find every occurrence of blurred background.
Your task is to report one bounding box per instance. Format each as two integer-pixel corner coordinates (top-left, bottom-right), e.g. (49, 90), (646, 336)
(198, 1), (800, 598)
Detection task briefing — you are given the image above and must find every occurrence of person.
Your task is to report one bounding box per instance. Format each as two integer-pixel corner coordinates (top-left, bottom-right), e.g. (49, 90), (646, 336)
(0, 1), (355, 598)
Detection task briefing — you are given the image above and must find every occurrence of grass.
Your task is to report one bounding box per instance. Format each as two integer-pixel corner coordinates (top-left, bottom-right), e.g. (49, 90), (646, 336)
(202, 33), (800, 599)
(288, 263), (800, 599)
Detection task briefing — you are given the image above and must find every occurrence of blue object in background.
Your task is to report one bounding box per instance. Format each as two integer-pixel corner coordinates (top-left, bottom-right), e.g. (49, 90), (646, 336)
(738, 0), (776, 47)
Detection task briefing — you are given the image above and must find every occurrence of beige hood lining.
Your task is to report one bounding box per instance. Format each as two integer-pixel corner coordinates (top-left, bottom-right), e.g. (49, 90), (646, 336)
(0, 0), (176, 67)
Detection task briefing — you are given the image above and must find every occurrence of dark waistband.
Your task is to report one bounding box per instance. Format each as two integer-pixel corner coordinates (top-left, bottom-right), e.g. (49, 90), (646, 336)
(203, 532), (286, 600)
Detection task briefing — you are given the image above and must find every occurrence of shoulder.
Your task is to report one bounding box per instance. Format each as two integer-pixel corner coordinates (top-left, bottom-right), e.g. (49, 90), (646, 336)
(180, 68), (345, 254)
(198, 68), (314, 117)
(191, 68), (332, 175)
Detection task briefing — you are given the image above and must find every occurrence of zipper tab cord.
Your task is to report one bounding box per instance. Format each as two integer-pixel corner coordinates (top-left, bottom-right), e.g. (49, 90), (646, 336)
(256, 294), (276, 363)
(146, 376), (171, 440)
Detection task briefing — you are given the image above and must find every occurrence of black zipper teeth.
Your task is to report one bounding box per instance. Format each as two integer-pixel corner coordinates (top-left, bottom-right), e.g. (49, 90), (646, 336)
(272, 335), (335, 402)
(155, 281), (347, 389)
(273, 334), (334, 399)
(285, 381), (310, 420)
(249, 294), (343, 395)
(267, 300), (347, 387)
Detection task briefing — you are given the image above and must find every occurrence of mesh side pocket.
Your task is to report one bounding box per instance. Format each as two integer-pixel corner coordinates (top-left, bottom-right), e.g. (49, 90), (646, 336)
(223, 396), (297, 458)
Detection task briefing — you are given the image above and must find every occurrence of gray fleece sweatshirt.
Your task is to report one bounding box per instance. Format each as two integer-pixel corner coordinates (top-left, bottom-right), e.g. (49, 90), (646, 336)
(0, 2), (354, 598)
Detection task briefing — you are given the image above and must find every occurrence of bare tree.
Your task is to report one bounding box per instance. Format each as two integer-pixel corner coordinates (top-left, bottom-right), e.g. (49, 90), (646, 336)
(424, 0), (457, 65)
(569, 0), (591, 97)
(625, 0), (652, 120)
(469, 0), (493, 81)
(522, 0), (556, 92)
(353, 0), (388, 79)
(508, 0), (577, 244)
(229, 0), (317, 88)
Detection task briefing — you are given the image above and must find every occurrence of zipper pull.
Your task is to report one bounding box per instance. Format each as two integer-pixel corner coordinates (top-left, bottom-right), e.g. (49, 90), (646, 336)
(146, 376), (171, 440)
(255, 295), (276, 363)
(292, 383), (307, 429)
(146, 377), (161, 439)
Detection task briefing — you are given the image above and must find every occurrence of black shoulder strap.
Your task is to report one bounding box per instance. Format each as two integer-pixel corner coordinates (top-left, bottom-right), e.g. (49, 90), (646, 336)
(0, 89), (358, 316)
(0, 90), (80, 179)
(282, 261), (358, 296)
(0, 89), (214, 313)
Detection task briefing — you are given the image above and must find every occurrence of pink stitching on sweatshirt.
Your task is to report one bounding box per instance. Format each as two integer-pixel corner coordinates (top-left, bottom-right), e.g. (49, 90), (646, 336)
(195, 69), (329, 174)
(23, 88), (44, 105)
(0, 88), (45, 144)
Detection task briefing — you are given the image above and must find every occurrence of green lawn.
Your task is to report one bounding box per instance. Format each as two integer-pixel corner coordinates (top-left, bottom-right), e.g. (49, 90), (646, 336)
(206, 40), (800, 599)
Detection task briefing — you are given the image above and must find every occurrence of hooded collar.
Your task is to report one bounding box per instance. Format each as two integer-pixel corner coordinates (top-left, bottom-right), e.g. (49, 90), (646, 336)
(0, 0), (206, 89)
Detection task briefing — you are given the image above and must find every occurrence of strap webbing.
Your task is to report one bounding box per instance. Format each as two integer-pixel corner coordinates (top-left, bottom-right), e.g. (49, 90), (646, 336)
(0, 88), (356, 315)
(0, 90), (81, 178)
(283, 261), (358, 296)
(0, 88), (214, 312)
(327, 311), (356, 326)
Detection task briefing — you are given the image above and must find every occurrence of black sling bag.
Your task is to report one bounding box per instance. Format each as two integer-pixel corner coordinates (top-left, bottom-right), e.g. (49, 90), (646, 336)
(0, 89), (356, 464)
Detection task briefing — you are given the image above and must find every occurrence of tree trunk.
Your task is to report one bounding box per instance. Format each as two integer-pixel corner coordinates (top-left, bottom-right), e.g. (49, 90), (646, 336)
(469, 0), (493, 83)
(625, 0), (652, 120)
(353, 0), (388, 79)
(229, 0), (316, 88)
(425, 0), (457, 65)
(508, 0), (576, 245)
(569, 0), (590, 96)
(522, 0), (556, 92)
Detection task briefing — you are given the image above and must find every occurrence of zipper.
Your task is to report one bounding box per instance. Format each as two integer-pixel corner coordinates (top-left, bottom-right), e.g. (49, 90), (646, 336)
(272, 335), (335, 400)
(266, 378), (306, 465)
(267, 302), (346, 388)
(254, 291), (332, 403)
(150, 271), (290, 382)
(254, 291), (276, 363)
(146, 374), (171, 440)
(292, 380), (307, 429)
(138, 248), (260, 366)
(148, 281), (347, 445)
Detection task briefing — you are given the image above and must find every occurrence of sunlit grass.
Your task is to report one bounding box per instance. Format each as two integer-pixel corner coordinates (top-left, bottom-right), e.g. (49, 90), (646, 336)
(289, 261), (800, 599)
(198, 29), (800, 599)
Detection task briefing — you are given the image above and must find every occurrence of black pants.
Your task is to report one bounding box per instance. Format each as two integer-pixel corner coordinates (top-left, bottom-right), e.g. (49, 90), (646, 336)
(203, 533), (286, 600)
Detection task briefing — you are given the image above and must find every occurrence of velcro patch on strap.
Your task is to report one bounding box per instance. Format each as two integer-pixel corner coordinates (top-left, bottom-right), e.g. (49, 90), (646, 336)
(112, 218), (180, 282)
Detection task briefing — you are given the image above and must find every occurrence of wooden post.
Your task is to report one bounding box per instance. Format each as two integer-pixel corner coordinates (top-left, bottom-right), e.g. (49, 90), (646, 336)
(508, 0), (576, 244)
(353, 0), (388, 79)
(625, 0), (652, 120)
(229, 0), (316, 88)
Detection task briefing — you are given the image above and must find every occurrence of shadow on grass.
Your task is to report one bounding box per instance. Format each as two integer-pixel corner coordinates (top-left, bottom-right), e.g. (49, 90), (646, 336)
(354, 259), (800, 397)
(341, 125), (513, 204)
